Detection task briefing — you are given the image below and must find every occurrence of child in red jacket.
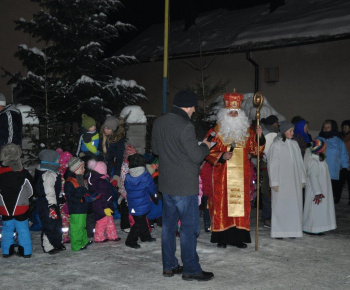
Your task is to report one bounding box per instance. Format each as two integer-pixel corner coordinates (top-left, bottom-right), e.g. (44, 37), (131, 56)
(0, 144), (34, 258)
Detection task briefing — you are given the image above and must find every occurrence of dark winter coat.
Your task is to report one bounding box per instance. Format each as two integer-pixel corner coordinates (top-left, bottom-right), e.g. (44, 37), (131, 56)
(100, 137), (125, 176)
(125, 168), (157, 216)
(64, 171), (89, 214)
(0, 167), (34, 221)
(151, 105), (209, 196)
(35, 168), (63, 249)
(0, 104), (22, 147)
(35, 169), (61, 207)
(88, 171), (113, 221)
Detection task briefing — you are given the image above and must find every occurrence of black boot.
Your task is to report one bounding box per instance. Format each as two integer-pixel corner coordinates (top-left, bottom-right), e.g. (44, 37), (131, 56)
(17, 245), (31, 258)
(3, 244), (16, 258)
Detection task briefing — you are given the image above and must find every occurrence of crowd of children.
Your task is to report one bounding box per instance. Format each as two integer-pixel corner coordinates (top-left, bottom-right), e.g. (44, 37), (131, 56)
(0, 114), (164, 257)
(0, 112), (347, 257)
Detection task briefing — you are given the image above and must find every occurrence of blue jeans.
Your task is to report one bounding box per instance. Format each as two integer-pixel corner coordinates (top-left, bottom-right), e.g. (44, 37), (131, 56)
(162, 194), (201, 275)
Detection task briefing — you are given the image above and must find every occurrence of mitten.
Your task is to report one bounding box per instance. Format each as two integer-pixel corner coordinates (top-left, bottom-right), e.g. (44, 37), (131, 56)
(113, 175), (121, 185)
(152, 194), (159, 205)
(48, 205), (58, 219)
(313, 194), (325, 205)
(58, 195), (66, 206)
(81, 191), (100, 203)
(81, 195), (94, 203)
(272, 186), (279, 192)
(104, 208), (113, 217)
(110, 178), (118, 187)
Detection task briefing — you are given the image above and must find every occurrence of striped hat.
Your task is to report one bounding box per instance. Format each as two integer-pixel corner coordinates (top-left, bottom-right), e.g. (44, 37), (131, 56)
(68, 157), (85, 173)
(311, 139), (326, 155)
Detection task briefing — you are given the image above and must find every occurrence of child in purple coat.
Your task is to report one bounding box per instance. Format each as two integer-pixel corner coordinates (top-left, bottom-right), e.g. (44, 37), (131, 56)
(87, 160), (120, 243)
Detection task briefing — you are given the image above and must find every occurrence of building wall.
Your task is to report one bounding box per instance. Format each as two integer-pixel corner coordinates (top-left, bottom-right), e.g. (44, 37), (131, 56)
(0, 0), (40, 102)
(117, 39), (350, 131)
(2, 2), (349, 132)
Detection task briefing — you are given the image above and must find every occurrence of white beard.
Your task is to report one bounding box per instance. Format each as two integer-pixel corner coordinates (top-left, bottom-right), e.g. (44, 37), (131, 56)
(217, 108), (250, 145)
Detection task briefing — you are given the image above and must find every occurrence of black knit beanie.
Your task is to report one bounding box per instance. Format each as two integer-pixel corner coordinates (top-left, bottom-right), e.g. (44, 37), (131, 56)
(173, 90), (198, 108)
(128, 153), (145, 169)
(261, 115), (278, 125)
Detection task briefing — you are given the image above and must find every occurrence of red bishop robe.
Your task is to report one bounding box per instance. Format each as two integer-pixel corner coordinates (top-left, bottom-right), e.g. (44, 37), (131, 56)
(205, 124), (264, 232)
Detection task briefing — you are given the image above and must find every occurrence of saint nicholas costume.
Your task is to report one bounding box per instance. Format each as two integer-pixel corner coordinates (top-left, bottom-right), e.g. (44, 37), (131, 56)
(205, 92), (264, 247)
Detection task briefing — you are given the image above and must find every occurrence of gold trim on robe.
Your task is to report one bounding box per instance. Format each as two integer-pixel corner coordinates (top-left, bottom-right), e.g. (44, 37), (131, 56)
(227, 144), (245, 217)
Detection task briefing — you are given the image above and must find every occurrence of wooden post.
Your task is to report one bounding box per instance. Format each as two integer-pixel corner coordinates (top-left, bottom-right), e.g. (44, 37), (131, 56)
(162, 0), (169, 114)
(253, 91), (264, 251)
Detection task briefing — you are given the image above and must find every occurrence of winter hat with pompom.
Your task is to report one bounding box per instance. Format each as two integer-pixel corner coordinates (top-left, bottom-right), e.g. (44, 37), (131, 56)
(56, 148), (64, 155)
(0, 144), (22, 171)
(82, 114), (96, 130)
(39, 149), (60, 172)
(68, 157), (84, 173)
(88, 159), (107, 175)
(59, 151), (73, 175)
(311, 139), (326, 155)
(124, 144), (137, 160)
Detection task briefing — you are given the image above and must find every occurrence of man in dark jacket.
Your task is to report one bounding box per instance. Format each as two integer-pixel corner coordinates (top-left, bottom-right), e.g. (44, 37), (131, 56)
(152, 90), (213, 281)
(0, 93), (22, 148)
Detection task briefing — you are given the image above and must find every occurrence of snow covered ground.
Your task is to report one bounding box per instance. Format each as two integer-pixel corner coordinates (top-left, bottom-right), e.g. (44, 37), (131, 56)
(2, 189), (350, 290)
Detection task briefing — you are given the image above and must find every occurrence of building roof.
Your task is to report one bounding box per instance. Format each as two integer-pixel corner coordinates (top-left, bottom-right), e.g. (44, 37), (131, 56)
(116, 0), (350, 61)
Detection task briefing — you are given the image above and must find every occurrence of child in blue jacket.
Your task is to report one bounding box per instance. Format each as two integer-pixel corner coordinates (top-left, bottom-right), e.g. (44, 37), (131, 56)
(76, 114), (101, 160)
(124, 154), (158, 249)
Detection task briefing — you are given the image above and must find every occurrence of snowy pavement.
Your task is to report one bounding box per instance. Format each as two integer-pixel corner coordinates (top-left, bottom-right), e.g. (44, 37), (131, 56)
(2, 191), (350, 290)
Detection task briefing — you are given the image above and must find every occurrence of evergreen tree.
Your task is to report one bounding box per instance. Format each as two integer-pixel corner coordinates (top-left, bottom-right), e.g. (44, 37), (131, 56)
(184, 54), (229, 139)
(3, 0), (146, 161)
